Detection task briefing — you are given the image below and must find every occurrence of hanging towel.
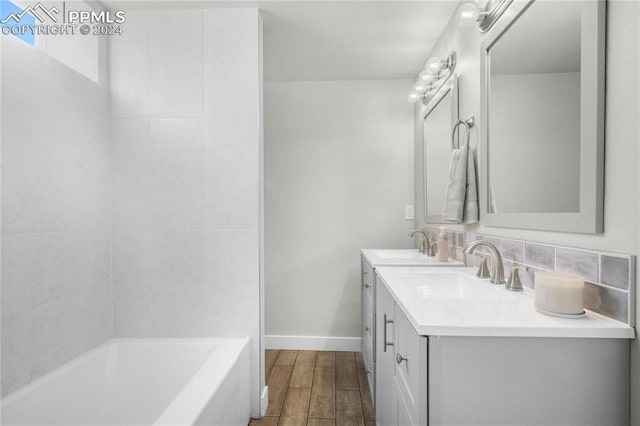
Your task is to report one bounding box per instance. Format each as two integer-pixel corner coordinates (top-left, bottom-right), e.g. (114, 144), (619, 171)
(463, 148), (479, 224)
(442, 144), (479, 224)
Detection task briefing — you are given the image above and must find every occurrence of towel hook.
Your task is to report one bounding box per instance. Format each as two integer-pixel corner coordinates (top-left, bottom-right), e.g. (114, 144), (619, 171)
(451, 116), (475, 150)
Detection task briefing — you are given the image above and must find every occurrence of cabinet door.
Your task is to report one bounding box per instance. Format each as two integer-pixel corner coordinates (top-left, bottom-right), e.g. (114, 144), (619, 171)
(375, 280), (396, 426)
(395, 307), (428, 425)
(397, 380), (416, 426)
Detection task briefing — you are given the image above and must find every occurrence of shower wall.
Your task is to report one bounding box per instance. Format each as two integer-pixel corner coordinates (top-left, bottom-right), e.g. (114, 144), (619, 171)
(1, 35), (112, 396)
(109, 8), (263, 416)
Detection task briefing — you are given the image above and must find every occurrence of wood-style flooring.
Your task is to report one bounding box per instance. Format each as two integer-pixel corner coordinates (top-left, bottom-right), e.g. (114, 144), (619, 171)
(249, 350), (375, 426)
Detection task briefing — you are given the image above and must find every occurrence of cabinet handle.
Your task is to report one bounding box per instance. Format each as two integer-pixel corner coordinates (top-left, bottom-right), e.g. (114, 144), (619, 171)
(396, 353), (408, 365)
(361, 271), (369, 289)
(362, 283), (370, 289)
(365, 326), (371, 332)
(383, 314), (394, 352)
(366, 369), (371, 376)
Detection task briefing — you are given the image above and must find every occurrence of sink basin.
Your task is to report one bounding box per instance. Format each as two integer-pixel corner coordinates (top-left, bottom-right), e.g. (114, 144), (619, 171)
(404, 271), (514, 300)
(375, 251), (419, 259)
(361, 249), (462, 267)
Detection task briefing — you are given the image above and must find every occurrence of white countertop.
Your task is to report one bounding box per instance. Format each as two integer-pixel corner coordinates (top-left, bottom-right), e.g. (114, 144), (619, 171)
(361, 249), (464, 268)
(376, 266), (635, 339)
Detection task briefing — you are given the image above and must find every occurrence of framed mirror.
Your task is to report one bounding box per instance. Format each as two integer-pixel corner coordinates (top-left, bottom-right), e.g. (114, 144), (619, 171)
(480, 0), (605, 233)
(422, 75), (459, 223)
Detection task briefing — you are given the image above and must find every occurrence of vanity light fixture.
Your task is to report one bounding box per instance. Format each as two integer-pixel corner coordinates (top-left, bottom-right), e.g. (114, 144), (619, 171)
(426, 57), (447, 74)
(455, 0), (514, 32)
(408, 52), (457, 104)
(418, 70), (434, 83)
(412, 80), (429, 92)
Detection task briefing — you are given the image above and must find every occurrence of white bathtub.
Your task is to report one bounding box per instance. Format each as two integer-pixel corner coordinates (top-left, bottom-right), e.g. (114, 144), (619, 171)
(1, 338), (250, 426)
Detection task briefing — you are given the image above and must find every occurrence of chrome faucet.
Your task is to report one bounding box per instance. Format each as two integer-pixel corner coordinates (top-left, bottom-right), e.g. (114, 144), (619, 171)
(408, 229), (431, 255)
(463, 240), (506, 284)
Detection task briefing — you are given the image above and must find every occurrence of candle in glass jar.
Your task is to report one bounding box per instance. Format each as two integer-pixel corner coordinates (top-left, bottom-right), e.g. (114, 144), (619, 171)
(534, 271), (584, 315)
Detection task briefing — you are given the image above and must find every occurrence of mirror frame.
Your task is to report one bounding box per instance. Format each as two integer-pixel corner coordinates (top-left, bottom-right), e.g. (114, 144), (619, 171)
(479, 0), (605, 233)
(422, 74), (459, 224)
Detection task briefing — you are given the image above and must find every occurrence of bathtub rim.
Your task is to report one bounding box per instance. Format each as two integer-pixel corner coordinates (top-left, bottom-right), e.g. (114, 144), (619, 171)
(1, 337), (251, 425)
(154, 336), (250, 425)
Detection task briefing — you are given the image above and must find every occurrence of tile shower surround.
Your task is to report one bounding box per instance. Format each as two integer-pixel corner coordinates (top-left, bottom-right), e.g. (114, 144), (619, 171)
(424, 229), (635, 325)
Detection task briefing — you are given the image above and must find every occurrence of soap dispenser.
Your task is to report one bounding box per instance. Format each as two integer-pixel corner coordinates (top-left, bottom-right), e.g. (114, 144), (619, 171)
(437, 226), (449, 262)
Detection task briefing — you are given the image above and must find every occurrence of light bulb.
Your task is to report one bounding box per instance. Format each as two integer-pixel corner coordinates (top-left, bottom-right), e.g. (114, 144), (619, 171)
(456, 2), (481, 27)
(426, 57), (444, 74)
(408, 90), (422, 103)
(413, 81), (428, 92)
(418, 70), (434, 83)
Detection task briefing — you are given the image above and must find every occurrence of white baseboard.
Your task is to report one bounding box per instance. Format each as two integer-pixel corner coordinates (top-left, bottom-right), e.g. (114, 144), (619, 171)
(260, 386), (268, 417)
(265, 335), (361, 352)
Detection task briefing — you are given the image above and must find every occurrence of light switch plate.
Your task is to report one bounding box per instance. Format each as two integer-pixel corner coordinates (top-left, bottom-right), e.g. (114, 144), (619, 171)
(405, 205), (414, 220)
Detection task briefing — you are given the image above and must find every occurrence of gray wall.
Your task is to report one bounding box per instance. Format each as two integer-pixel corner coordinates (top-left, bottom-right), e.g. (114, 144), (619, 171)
(1, 35), (111, 395)
(265, 80), (414, 340)
(109, 8), (263, 416)
(415, 1), (640, 423)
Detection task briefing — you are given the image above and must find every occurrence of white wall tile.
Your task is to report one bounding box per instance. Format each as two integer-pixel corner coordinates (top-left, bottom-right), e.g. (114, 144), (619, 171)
(205, 230), (259, 287)
(205, 173), (259, 229)
(110, 54), (150, 118)
(151, 285), (217, 337)
(147, 174), (205, 229)
(204, 9), (258, 63)
(2, 235), (38, 319)
(150, 60), (203, 118)
(113, 286), (153, 337)
(112, 230), (152, 286)
(112, 174), (152, 230)
(212, 285), (259, 337)
(148, 230), (206, 286)
(205, 118), (259, 173)
(2, 155), (105, 235)
(1, 9), (111, 398)
(149, 118), (205, 173)
(110, 12), (150, 118)
(111, 119), (150, 173)
(204, 59), (259, 118)
(150, 10), (203, 63)
(30, 296), (87, 378)
(1, 314), (34, 397)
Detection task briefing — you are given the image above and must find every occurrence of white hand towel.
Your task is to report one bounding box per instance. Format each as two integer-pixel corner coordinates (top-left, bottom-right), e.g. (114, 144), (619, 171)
(463, 148), (478, 224)
(442, 144), (479, 224)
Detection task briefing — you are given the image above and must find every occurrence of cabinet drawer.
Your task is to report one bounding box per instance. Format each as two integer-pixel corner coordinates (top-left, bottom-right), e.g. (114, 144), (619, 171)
(394, 307), (428, 424)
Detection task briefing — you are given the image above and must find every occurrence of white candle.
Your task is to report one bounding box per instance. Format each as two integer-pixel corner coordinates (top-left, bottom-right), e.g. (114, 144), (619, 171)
(534, 272), (584, 315)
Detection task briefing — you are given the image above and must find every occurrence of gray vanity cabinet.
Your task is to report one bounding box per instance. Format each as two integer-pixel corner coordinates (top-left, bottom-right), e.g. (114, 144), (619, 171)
(360, 251), (462, 414)
(374, 270), (630, 426)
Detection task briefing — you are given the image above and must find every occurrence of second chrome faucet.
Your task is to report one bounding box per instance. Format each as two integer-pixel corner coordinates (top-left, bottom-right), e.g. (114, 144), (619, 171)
(408, 229), (437, 256)
(463, 240), (506, 284)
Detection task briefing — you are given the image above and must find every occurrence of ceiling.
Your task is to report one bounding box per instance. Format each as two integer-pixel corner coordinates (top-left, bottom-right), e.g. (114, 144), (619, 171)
(99, 0), (458, 82)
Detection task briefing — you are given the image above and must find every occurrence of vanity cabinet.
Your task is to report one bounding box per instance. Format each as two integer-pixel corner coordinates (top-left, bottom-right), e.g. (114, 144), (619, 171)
(360, 250), (462, 413)
(374, 268), (631, 426)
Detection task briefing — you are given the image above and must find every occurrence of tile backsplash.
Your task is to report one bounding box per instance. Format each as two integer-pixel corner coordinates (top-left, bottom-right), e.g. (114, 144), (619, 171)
(424, 228), (635, 326)
(474, 234), (635, 325)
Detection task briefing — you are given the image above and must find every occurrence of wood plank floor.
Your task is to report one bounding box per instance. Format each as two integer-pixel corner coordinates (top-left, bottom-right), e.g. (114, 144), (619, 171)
(250, 350), (375, 426)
